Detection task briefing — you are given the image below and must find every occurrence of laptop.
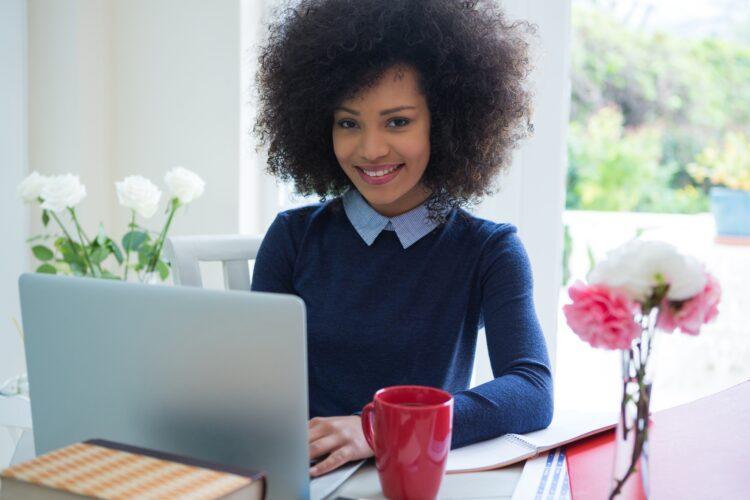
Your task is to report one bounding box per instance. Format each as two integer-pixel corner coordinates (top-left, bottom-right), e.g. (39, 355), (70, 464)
(19, 273), (316, 499)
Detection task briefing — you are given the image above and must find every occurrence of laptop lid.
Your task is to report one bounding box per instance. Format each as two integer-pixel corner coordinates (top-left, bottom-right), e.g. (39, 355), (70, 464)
(19, 273), (309, 500)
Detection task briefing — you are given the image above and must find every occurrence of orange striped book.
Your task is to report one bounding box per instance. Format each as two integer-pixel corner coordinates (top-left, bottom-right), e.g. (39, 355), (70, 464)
(0, 439), (265, 499)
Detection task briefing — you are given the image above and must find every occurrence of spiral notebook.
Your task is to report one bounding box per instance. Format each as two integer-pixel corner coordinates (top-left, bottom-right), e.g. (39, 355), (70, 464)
(446, 410), (617, 474)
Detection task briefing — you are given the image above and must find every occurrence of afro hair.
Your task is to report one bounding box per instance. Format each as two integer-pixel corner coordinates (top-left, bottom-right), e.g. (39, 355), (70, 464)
(253, 0), (536, 221)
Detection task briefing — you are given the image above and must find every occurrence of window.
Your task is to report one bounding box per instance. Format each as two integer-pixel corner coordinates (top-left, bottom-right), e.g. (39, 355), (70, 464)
(558, 0), (750, 412)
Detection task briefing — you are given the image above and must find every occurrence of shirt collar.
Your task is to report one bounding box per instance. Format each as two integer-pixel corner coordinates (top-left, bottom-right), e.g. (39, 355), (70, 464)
(342, 188), (446, 249)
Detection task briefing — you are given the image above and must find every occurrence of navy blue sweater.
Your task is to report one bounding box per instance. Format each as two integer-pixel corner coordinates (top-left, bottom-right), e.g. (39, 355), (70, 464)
(250, 198), (553, 449)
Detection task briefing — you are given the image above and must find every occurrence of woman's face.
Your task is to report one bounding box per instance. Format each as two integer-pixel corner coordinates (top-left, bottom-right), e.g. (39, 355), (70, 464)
(332, 65), (431, 217)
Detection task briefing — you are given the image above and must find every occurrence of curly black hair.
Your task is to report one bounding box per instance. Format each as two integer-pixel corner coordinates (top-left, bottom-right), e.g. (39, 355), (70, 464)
(253, 0), (536, 221)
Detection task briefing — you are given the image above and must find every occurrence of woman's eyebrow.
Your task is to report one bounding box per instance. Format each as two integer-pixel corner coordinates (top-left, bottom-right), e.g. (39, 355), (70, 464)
(334, 105), (417, 116)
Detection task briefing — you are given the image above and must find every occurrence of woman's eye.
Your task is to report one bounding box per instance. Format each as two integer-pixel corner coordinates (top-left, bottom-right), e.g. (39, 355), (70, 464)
(387, 117), (410, 128)
(337, 120), (357, 129)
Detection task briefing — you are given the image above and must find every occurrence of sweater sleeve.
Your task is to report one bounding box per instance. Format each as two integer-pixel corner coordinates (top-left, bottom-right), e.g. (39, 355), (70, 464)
(450, 226), (554, 449)
(250, 213), (297, 294)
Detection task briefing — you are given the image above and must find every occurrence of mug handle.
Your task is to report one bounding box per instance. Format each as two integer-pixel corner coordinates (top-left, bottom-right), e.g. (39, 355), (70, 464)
(361, 402), (376, 452)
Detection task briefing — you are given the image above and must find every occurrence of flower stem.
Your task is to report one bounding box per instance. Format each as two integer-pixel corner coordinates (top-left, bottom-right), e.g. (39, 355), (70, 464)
(123, 211), (136, 281)
(50, 211), (91, 275)
(68, 208), (100, 278)
(146, 198), (179, 274)
(609, 307), (659, 499)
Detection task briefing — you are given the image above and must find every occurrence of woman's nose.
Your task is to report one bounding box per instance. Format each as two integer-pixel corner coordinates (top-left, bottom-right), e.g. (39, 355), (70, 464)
(359, 130), (389, 162)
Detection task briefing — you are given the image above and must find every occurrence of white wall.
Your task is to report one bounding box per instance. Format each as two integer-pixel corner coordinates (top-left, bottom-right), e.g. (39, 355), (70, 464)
(1, 0), (29, 383)
(28, 0), (116, 237)
(28, 0), (244, 239)
(111, 0), (242, 239)
(25, 0), (244, 291)
(240, 0), (281, 236)
(4, 0), (248, 377)
(471, 0), (571, 382)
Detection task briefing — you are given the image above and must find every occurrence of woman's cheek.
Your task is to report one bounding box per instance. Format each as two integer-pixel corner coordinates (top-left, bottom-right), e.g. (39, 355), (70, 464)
(399, 137), (430, 171)
(333, 134), (355, 166)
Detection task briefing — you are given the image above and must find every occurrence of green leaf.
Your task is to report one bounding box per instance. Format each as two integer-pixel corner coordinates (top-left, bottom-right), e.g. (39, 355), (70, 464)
(55, 262), (68, 274)
(32, 245), (54, 261)
(60, 244), (84, 266)
(97, 223), (108, 246)
(69, 261), (85, 276)
(137, 243), (154, 265)
(586, 245), (597, 276)
(90, 246), (110, 265)
(156, 260), (170, 280)
(42, 210), (50, 227)
(57, 238), (87, 271)
(122, 231), (149, 252)
(100, 269), (121, 280)
(106, 239), (124, 265)
(26, 234), (54, 243)
(36, 263), (57, 274)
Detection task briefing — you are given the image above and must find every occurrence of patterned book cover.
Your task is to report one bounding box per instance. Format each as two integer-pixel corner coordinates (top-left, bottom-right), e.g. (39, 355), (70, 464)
(0, 439), (265, 499)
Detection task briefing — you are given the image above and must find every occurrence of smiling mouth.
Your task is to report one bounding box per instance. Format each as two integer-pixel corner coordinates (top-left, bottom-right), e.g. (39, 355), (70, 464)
(356, 164), (404, 177)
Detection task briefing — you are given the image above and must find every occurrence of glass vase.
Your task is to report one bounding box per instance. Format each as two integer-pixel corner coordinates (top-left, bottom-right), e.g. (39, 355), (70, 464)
(610, 307), (659, 499)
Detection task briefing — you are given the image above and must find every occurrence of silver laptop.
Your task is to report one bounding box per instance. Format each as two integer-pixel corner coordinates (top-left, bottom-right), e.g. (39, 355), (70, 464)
(18, 273), (310, 500)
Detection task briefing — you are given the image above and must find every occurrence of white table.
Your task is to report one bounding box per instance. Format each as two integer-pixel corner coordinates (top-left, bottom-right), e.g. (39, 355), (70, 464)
(328, 461), (524, 499)
(1, 397), (524, 499)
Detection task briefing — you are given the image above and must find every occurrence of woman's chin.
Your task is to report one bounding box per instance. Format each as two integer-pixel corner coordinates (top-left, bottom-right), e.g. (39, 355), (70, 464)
(359, 189), (400, 209)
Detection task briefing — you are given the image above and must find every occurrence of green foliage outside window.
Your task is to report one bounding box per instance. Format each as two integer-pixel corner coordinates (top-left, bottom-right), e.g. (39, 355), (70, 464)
(567, 5), (750, 212)
(688, 131), (750, 191)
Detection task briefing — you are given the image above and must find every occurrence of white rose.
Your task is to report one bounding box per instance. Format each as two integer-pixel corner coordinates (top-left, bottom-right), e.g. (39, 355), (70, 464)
(115, 175), (162, 219)
(17, 171), (50, 203)
(164, 166), (205, 205)
(588, 239), (706, 303)
(660, 254), (706, 301)
(39, 174), (87, 213)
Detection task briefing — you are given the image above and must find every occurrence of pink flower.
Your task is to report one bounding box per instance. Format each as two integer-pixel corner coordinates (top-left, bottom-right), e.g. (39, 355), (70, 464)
(657, 272), (721, 335)
(563, 281), (642, 350)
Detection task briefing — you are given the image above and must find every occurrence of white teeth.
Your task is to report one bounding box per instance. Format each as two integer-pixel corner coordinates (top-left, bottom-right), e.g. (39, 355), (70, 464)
(362, 165), (400, 177)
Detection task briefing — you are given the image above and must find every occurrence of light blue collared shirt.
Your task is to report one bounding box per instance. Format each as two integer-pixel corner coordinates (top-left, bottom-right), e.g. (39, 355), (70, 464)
(342, 188), (447, 249)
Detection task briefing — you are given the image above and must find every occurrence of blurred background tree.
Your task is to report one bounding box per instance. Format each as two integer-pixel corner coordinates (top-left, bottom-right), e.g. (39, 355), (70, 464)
(567, 0), (750, 212)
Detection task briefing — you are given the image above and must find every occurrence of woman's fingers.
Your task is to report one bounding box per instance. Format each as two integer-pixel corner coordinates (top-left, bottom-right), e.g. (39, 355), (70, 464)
(309, 446), (352, 477)
(307, 416), (331, 443)
(309, 434), (344, 461)
(307, 415), (373, 477)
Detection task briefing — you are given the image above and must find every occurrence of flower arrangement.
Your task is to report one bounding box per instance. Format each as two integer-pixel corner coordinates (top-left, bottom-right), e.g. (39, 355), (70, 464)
(563, 239), (721, 499)
(18, 167), (205, 283)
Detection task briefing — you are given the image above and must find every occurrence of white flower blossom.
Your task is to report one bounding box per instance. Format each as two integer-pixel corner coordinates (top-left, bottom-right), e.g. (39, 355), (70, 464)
(39, 174), (87, 213)
(115, 175), (162, 218)
(17, 171), (50, 203)
(588, 239), (706, 303)
(164, 167), (205, 205)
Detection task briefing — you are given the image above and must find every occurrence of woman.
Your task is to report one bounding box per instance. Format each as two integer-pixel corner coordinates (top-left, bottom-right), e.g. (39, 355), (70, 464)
(251, 0), (553, 478)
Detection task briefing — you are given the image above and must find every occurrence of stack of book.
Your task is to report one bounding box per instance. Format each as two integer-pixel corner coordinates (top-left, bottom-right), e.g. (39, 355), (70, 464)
(0, 439), (265, 499)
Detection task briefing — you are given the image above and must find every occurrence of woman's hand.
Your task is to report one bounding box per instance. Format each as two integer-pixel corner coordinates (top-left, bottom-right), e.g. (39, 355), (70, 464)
(308, 415), (374, 477)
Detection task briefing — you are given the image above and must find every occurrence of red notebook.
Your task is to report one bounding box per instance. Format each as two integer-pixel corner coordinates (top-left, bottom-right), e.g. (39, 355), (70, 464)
(566, 429), (617, 500)
(566, 380), (750, 500)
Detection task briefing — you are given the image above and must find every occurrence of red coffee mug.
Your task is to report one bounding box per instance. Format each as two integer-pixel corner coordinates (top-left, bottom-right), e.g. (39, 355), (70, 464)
(361, 385), (453, 500)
